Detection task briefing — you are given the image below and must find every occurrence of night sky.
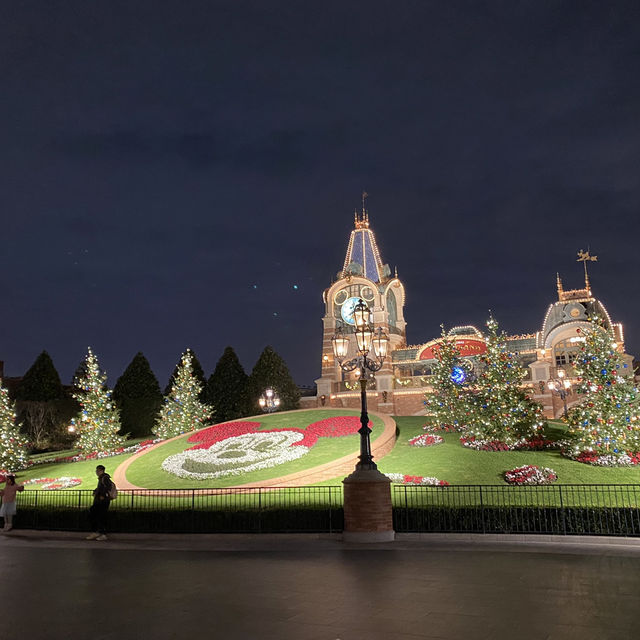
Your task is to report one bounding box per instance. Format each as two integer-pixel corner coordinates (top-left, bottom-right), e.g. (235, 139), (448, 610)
(2, 2), (639, 388)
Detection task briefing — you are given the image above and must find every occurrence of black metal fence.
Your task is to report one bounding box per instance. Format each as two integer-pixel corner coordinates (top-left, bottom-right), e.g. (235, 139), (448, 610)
(393, 484), (640, 536)
(12, 484), (640, 536)
(15, 487), (344, 534)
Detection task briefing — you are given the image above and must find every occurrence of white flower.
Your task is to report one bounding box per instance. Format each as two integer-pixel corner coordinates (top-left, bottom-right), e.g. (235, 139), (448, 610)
(162, 431), (310, 480)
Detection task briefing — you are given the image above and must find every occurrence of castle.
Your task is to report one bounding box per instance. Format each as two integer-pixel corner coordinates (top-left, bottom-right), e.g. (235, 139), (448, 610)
(302, 202), (634, 418)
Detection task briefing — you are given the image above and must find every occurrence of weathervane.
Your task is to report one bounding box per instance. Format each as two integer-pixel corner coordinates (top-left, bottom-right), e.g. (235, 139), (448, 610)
(577, 249), (598, 290)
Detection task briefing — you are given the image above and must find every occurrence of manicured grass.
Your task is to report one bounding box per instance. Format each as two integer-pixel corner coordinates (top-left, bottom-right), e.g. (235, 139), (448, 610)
(374, 417), (640, 485)
(125, 409), (386, 488)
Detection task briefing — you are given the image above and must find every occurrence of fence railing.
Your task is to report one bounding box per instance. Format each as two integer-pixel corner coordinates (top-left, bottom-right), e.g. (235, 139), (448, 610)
(393, 484), (640, 536)
(16, 486), (344, 534)
(12, 484), (640, 536)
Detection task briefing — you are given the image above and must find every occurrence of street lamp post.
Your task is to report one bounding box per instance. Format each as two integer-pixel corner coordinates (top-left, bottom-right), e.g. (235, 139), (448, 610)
(547, 369), (571, 418)
(258, 388), (280, 413)
(332, 299), (389, 470)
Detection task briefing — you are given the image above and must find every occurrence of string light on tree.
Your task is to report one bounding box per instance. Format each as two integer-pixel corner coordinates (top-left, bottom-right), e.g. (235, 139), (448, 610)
(0, 380), (29, 473)
(423, 326), (472, 431)
(154, 349), (212, 439)
(565, 315), (640, 464)
(70, 347), (125, 454)
(464, 315), (545, 448)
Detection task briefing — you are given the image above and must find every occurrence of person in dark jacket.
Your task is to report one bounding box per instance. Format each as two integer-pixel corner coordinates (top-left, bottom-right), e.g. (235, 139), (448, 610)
(86, 465), (114, 541)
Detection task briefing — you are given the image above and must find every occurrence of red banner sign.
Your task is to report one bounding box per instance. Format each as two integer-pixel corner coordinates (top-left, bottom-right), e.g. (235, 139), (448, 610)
(419, 338), (486, 360)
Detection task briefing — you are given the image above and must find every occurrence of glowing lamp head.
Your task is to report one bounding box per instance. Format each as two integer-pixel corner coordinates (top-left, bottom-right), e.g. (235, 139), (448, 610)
(372, 328), (389, 359)
(258, 398), (266, 408)
(67, 425), (76, 434)
(356, 328), (373, 354)
(353, 299), (369, 329)
(557, 369), (565, 379)
(547, 381), (554, 391)
(563, 380), (571, 389)
(331, 333), (349, 361)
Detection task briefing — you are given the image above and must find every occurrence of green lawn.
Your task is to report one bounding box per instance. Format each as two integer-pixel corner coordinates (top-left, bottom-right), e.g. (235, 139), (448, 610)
(125, 409), (385, 488)
(312, 417), (640, 487)
(375, 417), (640, 485)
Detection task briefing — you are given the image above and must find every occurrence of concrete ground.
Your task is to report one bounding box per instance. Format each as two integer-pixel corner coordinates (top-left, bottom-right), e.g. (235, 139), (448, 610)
(1, 532), (639, 640)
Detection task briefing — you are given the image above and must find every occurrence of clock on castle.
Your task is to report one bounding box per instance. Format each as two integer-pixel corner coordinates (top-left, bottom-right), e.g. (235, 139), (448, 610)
(315, 198), (406, 409)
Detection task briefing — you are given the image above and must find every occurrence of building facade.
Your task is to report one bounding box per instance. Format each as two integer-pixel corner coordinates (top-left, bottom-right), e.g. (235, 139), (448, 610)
(304, 205), (633, 418)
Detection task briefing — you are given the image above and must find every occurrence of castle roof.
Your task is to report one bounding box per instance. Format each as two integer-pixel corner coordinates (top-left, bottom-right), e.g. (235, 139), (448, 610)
(341, 200), (388, 283)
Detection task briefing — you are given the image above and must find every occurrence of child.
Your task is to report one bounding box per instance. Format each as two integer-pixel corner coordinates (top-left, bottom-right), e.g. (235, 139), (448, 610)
(0, 474), (25, 532)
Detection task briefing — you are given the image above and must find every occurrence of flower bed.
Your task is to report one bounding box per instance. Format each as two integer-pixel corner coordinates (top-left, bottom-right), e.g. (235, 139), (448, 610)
(187, 416), (370, 451)
(408, 434), (444, 447)
(460, 436), (558, 452)
(385, 473), (449, 486)
(504, 465), (557, 485)
(570, 450), (640, 467)
(24, 476), (82, 490)
(165, 416), (374, 480)
(28, 439), (161, 468)
(163, 431), (310, 480)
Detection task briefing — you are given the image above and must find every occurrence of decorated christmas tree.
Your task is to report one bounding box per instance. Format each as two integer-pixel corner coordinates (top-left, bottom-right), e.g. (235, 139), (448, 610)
(70, 348), (125, 454)
(0, 380), (29, 472)
(565, 316), (640, 463)
(464, 316), (545, 449)
(423, 326), (471, 431)
(154, 349), (212, 439)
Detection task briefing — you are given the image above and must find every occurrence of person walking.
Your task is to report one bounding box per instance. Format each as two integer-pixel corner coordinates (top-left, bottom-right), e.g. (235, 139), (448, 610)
(0, 473), (25, 532)
(86, 465), (114, 541)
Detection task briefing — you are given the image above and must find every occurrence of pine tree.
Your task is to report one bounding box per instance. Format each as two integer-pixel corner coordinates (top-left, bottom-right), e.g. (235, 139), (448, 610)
(204, 346), (249, 423)
(70, 348), (125, 454)
(15, 351), (74, 451)
(165, 349), (207, 400)
(423, 327), (471, 430)
(465, 316), (545, 447)
(154, 349), (212, 439)
(0, 380), (29, 472)
(17, 351), (64, 401)
(113, 352), (163, 438)
(566, 316), (640, 459)
(247, 346), (300, 412)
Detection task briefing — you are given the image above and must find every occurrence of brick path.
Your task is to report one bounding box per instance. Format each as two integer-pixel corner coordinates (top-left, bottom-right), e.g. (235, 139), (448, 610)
(113, 408), (397, 489)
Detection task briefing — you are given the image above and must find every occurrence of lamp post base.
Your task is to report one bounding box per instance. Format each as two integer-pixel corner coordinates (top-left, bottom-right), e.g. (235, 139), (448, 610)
(342, 467), (394, 543)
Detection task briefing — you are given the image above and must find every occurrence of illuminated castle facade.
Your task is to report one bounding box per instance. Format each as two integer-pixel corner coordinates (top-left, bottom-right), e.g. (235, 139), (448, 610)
(304, 204), (634, 418)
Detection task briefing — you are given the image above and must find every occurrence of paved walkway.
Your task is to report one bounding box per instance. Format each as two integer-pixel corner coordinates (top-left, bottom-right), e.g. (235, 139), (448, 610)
(1, 532), (639, 639)
(113, 408), (397, 489)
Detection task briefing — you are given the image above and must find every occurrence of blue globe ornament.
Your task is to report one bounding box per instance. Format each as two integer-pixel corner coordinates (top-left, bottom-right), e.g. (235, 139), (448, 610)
(450, 366), (466, 385)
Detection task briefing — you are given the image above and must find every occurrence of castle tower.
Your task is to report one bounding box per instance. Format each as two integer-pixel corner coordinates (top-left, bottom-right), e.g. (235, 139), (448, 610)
(315, 199), (406, 412)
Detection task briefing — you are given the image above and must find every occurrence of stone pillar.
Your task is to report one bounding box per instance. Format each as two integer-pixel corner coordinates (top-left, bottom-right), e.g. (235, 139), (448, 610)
(342, 467), (394, 543)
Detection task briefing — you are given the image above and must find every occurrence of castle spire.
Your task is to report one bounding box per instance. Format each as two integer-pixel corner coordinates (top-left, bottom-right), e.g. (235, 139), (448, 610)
(556, 272), (563, 299)
(342, 195), (386, 282)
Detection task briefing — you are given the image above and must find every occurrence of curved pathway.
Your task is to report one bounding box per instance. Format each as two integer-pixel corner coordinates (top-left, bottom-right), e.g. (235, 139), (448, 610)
(113, 408), (396, 490)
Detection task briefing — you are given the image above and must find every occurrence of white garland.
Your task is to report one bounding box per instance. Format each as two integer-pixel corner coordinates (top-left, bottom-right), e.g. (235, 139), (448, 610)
(162, 431), (310, 480)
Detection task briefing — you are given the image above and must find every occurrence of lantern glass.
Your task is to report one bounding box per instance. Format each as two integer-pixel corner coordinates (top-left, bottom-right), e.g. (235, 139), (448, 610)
(373, 329), (389, 359)
(353, 299), (369, 328)
(332, 334), (349, 360)
(356, 328), (373, 354)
